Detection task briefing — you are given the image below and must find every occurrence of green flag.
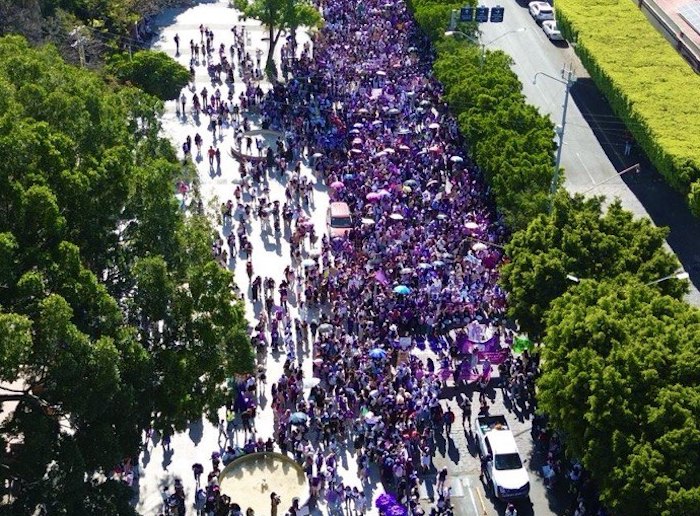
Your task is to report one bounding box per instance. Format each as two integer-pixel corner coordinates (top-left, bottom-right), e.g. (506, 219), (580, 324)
(513, 336), (532, 353)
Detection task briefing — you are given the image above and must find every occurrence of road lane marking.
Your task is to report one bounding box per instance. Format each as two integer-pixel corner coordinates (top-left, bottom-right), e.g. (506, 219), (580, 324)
(464, 477), (481, 515)
(576, 152), (597, 185)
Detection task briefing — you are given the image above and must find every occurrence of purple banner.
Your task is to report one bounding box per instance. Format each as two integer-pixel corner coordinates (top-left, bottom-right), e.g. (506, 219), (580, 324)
(461, 333), (500, 354)
(477, 350), (509, 364)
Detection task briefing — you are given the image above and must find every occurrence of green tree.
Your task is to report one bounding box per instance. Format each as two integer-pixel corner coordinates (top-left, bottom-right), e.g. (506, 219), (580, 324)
(234, 0), (322, 77)
(0, 36), (253, 513)
(539, 279), (700, 515)
(500, 192), (684, 337)
(106, 49), (190, 100)
(431, 37), (556, 229)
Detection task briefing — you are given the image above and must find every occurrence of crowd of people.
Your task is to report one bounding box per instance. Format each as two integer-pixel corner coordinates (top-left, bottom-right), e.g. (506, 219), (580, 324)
(145, 0), (608, 514)
(245, 0), (515, 514)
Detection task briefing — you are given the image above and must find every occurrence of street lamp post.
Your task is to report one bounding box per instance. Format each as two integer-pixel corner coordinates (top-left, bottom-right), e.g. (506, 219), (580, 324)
(444, 28), (526, 70)
(582, 163), (640, 195)
(644, 271), (690, 286)
(533, 67), (577, 211)
(566, 271), (689, 286)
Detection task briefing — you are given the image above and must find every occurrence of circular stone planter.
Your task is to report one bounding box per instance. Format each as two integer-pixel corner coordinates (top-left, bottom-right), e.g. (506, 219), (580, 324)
(218, 452), (308, 513)
(229, 129), (285, 163)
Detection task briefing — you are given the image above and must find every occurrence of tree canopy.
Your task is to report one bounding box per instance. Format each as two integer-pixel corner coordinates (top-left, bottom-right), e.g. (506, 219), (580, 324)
(499, 192), (684, 337)
(106, 50), (190, 101)
(234, 0), (322, 76)
(0, 35), (252, 513)
(538, 279), (700, 515)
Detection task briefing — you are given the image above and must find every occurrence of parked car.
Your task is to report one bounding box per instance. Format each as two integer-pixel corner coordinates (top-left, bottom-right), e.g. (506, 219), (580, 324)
(528, 1), (554, 23)
(327, 201), (353, 238)
(541, 19), (564, 41)
(474, 415), (531, 501)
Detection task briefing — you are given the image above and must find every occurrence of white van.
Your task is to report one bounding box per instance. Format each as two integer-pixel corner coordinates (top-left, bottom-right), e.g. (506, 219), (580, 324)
(474, 415), (530, 500)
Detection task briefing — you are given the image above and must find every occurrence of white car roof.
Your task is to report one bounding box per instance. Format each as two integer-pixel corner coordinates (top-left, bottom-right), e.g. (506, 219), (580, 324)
(486, 430), (519, 454)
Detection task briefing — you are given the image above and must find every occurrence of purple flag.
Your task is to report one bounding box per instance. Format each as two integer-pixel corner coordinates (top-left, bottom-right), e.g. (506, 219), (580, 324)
(375, 270), (389, 286)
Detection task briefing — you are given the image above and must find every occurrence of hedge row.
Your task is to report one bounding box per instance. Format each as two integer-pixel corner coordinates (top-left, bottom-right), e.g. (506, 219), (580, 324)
(407, 0), (557, 230)
(554, 0), (700, 214)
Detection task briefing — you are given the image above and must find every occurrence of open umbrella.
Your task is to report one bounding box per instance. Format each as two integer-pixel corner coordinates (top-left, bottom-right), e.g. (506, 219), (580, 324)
(350, 148), (362, 154)
(349, 129), (360, 135)
(318, 323), (334, 334)
(372, 120), (383, 126)
(400, 267), (413, 274)
(417, 263), (432, 270)
(398, 128), (411, 135)
(330, 180), (345, 190)
(420, 99), (431, 106)
(393, 285), (411, 295)
(366, 192), (381, 201)
(402, 185), (412, 194)
(389, 213), (404, 221)
(358, 108), (369, 114)
(289, 412), (308, 425)
(398, 144), (410, 151)
(450, 155), (464, 162)
(374, 151), (387, 158)
(432, 260), (445, 267)
(313, 358), (324, 365)
(428, 122), (440, 129)
(302, 258), (317, 268)
(364, 412), (381, 425)
(465, 221), (479, 229)
(361, 217), (376, 225)
(403, 179), (418, 187)
(437, 213), (448, 220)
(376, 70), (387, 76)
(352, 137), (363, 145)
(303, 377), (321, 389)
(378, 189), (391, 197)
(384, 148), (396, 154)
(387, 108), (400, 115)
(369, 348), (387, 359)
(472, 242), (488, 251)
(353, 123), (364, 128)
(312, 152), (323, 158)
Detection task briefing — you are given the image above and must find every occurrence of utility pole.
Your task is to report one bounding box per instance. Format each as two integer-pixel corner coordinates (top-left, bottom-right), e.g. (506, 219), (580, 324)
(534, 66), (577, 211)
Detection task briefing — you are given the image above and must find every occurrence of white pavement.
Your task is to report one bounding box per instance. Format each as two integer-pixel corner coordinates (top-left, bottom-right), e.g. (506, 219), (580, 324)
(136, 2), (380, 514)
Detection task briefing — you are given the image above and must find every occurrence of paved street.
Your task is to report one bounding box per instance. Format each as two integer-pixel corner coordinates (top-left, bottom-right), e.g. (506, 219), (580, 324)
(136, 2), (367, 514)
(134, 2), (577, 516)
(478, 2), (700, 305)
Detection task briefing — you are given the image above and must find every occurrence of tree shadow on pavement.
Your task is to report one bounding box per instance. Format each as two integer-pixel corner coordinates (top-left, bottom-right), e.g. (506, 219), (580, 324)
(188, 419), (204, 446)
(570, 77), (700, 294)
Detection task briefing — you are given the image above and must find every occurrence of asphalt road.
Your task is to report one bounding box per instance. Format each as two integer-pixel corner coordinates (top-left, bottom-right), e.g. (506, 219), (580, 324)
(475, 0), (700, 305)
(426, 379), (565, 516)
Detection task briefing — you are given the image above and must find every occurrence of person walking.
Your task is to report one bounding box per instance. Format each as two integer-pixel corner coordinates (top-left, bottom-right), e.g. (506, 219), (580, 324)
(437, 467), (448, 492)
(174, 33), (180, 54)
(191, 462), (203, 488)
(443, 406), (455, 435)
(270, 492), (281, 516)
(460, 395), (472, 430)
